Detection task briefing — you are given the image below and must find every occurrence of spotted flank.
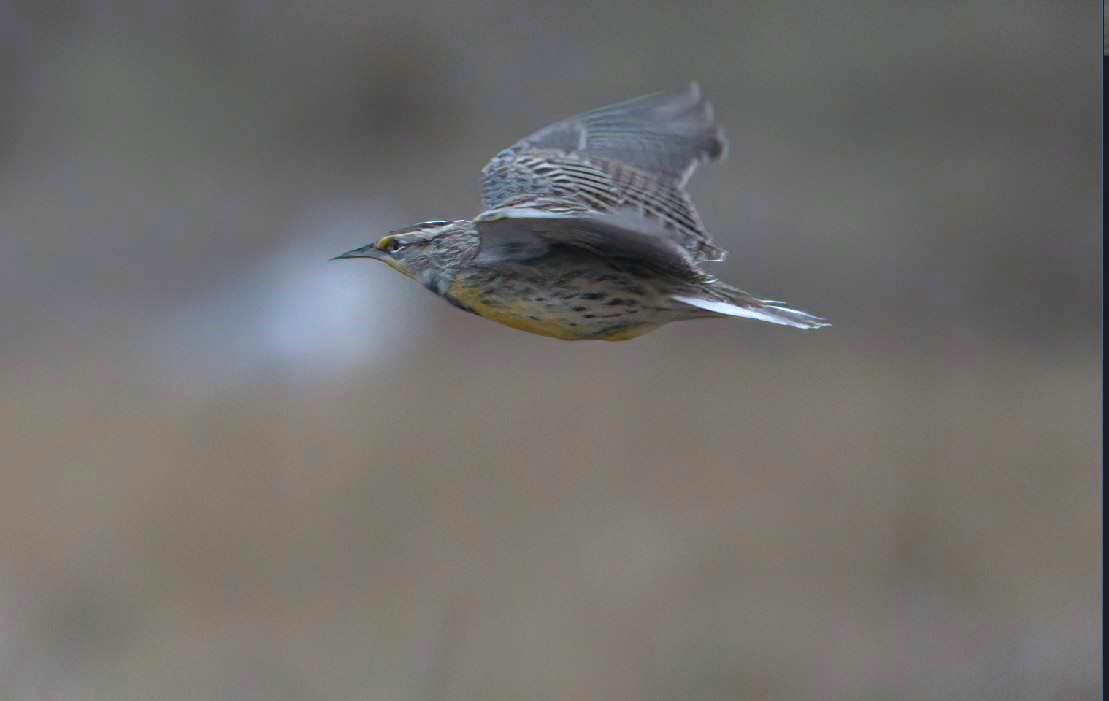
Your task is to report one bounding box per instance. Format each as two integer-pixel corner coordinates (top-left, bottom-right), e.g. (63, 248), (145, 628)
(445, 249), (675, 341)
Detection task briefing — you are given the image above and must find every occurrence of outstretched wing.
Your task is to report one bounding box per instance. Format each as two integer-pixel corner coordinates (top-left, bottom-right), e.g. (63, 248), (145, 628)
(495, 82), (727, 186)
(473, 198), (703, 277)
(480, 83), (729, 262)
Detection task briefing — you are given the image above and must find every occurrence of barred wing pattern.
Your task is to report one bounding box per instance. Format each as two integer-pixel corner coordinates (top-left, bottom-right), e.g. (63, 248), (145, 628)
(480, 83), (729, 263)
(473, 198), (703, 277)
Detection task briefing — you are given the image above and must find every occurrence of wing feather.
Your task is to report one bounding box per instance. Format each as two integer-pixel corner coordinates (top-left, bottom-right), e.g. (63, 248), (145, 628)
(473, 201), (701, 276)
(480, 83), (728, 263)
(512, 82), (727, 185)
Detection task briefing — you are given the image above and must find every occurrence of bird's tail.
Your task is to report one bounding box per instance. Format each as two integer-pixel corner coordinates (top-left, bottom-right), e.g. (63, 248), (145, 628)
(672, 284), (830, 330)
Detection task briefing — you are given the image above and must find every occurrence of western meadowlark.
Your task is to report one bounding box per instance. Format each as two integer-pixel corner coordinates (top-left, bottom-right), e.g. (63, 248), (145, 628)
(334, 83), (828, 341)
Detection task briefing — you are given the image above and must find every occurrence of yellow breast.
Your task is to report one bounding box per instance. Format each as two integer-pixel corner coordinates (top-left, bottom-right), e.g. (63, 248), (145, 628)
(445, 279), (657, 341)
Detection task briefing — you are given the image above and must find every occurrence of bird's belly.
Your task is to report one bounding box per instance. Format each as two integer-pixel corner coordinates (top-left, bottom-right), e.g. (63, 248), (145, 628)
(444, 273), (661, 341)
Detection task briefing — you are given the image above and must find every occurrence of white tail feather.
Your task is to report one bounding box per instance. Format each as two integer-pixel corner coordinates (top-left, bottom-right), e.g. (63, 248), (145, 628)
(672, 295), (830, 330)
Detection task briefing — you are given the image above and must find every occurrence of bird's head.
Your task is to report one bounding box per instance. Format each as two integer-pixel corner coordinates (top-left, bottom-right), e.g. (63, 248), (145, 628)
(332, 219), (476, 294)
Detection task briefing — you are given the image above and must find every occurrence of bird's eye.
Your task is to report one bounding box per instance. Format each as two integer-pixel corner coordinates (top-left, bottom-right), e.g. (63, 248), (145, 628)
(387, 239), (404, 253)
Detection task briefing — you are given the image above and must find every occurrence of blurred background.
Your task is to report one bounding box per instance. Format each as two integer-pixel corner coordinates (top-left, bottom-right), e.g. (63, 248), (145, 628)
(0, 1), (1100, 699)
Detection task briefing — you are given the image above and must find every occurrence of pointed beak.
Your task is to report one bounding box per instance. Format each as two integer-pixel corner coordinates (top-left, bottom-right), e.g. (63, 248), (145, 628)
(331, 244), (385, 261)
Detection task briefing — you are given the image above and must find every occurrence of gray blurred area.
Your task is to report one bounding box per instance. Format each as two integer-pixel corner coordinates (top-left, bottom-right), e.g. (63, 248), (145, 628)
(0, 1), (1100, 699)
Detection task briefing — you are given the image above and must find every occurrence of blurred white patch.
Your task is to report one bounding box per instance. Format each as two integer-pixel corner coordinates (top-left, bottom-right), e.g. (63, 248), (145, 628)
(149, 207), (423, 394)
(262, 239), (384, 363)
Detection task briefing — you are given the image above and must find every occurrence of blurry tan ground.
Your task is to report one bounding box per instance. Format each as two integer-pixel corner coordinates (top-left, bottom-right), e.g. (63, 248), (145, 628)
(0, 1), (1100, 699)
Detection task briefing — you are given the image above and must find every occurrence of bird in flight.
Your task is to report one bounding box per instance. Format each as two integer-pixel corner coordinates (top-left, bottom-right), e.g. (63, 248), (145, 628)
(334, 83), (828, 341)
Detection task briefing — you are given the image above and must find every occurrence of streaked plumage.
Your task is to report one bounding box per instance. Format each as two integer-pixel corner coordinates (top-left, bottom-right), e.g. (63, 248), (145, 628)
(480, 84), (727, 262)
(334, 83), (829, 340)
